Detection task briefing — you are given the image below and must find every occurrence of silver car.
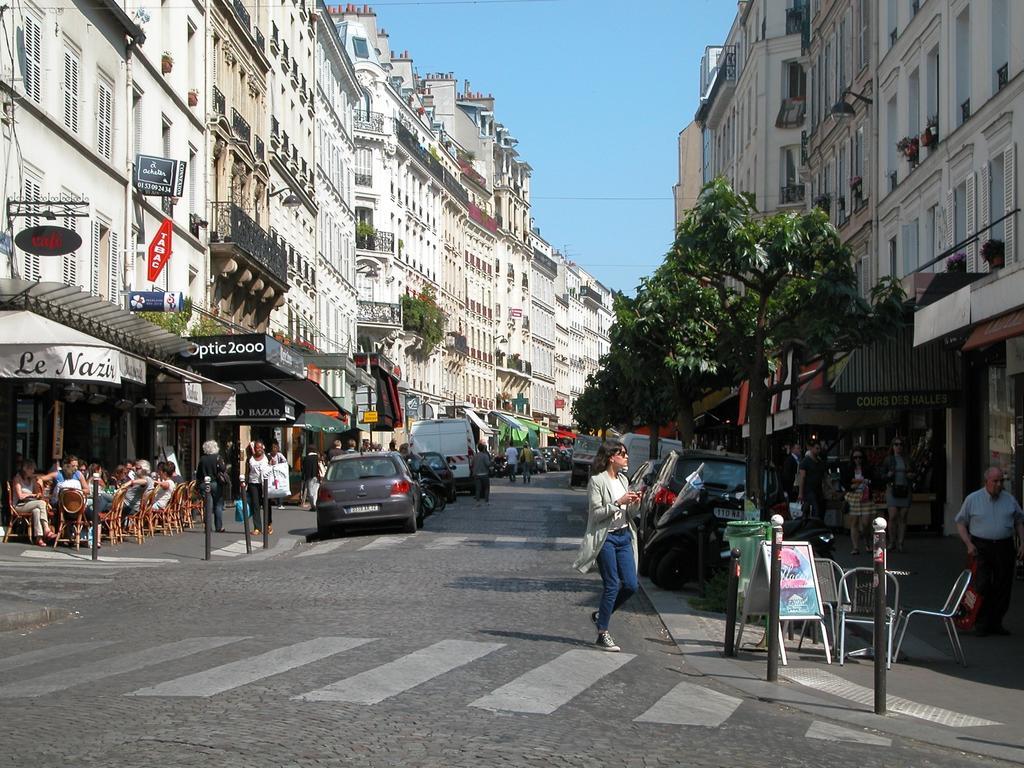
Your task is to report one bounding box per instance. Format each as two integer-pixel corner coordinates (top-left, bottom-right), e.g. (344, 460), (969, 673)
(316, 452), (421, 537)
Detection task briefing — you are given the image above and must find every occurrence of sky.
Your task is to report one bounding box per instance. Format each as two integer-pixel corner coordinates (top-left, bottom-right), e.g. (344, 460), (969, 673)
(369, 0), (737, 294)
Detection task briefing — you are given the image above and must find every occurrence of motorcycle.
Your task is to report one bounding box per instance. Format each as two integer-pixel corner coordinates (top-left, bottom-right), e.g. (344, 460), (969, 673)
(408, 457), (448, 524)
(490, 455), (508, 478)
(641, 465), (835, 591)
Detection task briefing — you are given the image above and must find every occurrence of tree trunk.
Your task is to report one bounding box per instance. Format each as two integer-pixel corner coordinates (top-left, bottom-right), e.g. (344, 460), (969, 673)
(676, 400), (695, 447)
(746, 363), (769, 507)
(648, 423), (660, 461)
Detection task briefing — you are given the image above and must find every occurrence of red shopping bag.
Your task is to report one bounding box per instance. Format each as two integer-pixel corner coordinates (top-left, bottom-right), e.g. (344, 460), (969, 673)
(954, 555), (983, 632)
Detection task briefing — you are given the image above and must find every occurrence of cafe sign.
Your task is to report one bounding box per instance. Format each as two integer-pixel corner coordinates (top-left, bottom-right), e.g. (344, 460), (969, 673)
(0, 345), (120, 384)
(15, 225), (83, 257)
(835, 391), (960, 411)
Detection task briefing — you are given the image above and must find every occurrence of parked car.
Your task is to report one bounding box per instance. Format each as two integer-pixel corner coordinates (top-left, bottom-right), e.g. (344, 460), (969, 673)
(570, 435), (602, 487)
(317, 452), (421, 537)
(530, 450), (547, 474)
(418, 451), (457, 502)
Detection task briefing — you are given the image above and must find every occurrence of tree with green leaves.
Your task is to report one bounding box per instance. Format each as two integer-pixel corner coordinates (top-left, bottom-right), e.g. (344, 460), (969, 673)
(671, 178), (904, 502)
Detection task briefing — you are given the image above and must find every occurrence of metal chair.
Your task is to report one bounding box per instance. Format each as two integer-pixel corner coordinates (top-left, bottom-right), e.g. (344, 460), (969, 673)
(894, 569), (972, 667)
(4, 481), (37, 543)
(799, 558), (846, 649)
(837, 566), (901, 669)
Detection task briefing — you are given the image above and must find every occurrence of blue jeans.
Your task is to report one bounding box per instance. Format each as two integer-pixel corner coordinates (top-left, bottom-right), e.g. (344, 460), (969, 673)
(507, 461), (517, 482)
(595, 528), (637, 632)
(520, 461), (531, 483)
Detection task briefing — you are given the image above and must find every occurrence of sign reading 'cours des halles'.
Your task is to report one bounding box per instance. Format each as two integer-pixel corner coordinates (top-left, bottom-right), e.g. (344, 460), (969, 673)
(133, 154), (186, 197)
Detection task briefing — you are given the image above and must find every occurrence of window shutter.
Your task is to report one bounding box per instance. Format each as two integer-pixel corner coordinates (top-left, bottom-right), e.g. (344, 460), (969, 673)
(108, 231), (120, 305)
(89, 221), (101, 295)
(945, 189), (955, 249)
(62, 215), (78, 285)
(97, 81), (113, 161)
(1005, 143), (1017, 264)
(23, 15), (42, 103)
(966, 172), (977, 271)
(980, 161), (991, 241)
(63, 49), (80, 133)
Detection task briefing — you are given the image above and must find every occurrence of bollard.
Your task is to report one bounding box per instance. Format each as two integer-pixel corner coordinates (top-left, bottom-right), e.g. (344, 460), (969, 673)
(262, 477), (270, 550)
(91, 474), (101, 562)
(242, 484), (252, 555)
(697, 524), (706, 598)
(203, 476), (213, 561)
(723, 547), (741, 657)
(766, 514), (784, 682)
(873, 516), (888, 715)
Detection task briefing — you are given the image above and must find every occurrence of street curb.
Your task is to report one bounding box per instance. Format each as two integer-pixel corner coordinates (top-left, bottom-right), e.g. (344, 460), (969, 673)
(640, 578), (1024, 765)
(0, 605), (73, 633)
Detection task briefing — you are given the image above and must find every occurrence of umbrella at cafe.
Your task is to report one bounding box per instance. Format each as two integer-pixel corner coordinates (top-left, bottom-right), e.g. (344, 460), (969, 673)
(293, 412), (348, 433)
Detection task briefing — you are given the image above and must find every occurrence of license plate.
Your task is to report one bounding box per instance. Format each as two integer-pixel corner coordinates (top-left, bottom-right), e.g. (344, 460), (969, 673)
(345, 504), (379, 514)
(713, 507), (744, 520)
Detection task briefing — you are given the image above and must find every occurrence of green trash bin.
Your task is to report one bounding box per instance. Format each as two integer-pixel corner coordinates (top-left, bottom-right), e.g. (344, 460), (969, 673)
(725, 520), (771, 596)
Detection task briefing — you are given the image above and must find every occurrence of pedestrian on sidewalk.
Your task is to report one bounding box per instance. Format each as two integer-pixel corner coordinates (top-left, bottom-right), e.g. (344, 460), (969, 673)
(841, 447), (874, 555)
(520, 443), (533, 484)
(573, 439), (641, 653)
(196, 440), (227, 532)
(881, 437), (915, 551)
(955, 467), (1024, 636)
(328, 438), (344, 459)
(301, 447), (322, 510)
(797, 441), (826, 519)
(242, 441), (271, 536)
(782, 440), (802, 501)
(471, 443), (492, 503)
(505, 444), (519, 483)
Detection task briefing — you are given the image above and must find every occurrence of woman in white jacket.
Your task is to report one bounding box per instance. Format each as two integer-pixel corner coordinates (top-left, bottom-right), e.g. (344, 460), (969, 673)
(573, 439), (640, 652)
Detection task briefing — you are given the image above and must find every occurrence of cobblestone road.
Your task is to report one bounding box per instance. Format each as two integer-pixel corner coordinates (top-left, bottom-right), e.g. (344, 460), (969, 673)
(0, 472), (1004, 767)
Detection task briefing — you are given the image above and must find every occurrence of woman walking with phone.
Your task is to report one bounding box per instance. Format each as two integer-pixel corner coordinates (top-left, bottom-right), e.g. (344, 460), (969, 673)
(573, 439), (641, 652)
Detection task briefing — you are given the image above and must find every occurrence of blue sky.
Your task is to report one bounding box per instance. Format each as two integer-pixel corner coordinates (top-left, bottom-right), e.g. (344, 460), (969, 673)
(371, 0), (736, 294)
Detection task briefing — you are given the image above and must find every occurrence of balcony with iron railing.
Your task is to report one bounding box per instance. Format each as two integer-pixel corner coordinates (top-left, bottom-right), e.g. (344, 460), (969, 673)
(231, 108), (251, 144)
(233, 0), (251, 34)
(356, 230), (395, 253)
(780, 184), (805, 205)
(355, 173), (372, 187)
(785, 6), (804, 35)
(357, 301), (402, 328)
(254, 136), (265, 161)
(960, 98), (971, 125)
(209, 202), (288, 286)
(579, 284), (602, 306)
(212, 86), (226, 116)
(254, 27), (265, 51)
(998, 64), (1009, 91)
(447, 333), (469, 356)
(353, 110), (386, 133)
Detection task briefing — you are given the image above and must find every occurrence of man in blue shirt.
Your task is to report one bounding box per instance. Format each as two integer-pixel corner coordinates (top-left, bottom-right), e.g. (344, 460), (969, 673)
(955, 467), (1024, 636)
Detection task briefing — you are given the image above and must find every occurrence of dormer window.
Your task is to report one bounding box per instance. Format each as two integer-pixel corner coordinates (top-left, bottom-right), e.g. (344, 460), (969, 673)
(352, 37), (369, 59)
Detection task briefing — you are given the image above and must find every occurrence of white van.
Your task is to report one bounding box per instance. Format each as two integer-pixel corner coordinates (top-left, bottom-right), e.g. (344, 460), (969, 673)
(618, 433), (683, 470)
(408, 418), (477, 493)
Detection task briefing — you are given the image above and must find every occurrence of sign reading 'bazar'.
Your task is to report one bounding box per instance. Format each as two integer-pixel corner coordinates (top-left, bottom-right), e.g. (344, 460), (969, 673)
(15, 225), (83, 257)
(835, 391), (960, 410)
(133, 154), (187, 197)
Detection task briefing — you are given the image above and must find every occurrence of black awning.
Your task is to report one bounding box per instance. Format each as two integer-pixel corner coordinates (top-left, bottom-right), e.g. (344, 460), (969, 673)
(185, 334), (305, 380)
(264, 377), (339, 413)
(226, 381), (298, 422)
(830, 325), (962, 411)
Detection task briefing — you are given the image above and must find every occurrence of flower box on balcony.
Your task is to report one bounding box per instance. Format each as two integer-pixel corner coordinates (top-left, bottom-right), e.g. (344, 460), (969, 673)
(187, 89), (199, 107)
(897, 136), (919, 164)
(920, 124), (938, 148)
(946, 251), (967, 273)
(161, 52), (174, 74)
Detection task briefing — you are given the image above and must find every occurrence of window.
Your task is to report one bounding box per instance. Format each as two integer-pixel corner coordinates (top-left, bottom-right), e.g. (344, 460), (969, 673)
(955, 9), (971, 126)
(188, 145), (198, 216)
(61, 194), (78, 285)
(96, 77), (114, 161)
(352, 37), (370, 59)
(992, 0), (1010, 94)
(990, 155), (1006, 242)
(901, 219), (919, 275)
(888, 236), (897, 276)
(908, 69), (920, 137)
(21, 13), (42, 103)
(954, 181), (967, 245)
(857, 0), (869, 69)
(63, 46), (81, 133)
(784, 61), (806, 99)
(22, 177), (42, 281)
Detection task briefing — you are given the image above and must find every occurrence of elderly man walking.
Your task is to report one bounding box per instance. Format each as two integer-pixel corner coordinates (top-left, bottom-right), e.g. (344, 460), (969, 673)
(955, 467), (1024, 636)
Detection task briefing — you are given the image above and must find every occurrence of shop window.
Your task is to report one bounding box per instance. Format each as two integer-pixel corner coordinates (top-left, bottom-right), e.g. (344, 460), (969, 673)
(979, 366), (1015, 497)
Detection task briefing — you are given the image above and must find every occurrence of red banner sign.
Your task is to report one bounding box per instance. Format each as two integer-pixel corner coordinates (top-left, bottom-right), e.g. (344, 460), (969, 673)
(147, 219), (173, 283)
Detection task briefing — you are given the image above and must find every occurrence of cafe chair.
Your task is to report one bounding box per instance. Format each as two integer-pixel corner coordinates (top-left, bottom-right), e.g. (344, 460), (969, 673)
(894, 569), (972, 667)
(125, 488), (157, 543)
(837, 566), (901, 669)
(102, 487), (128, 545)
(53, 488), (88, 549)
(4, 482), (37, 543)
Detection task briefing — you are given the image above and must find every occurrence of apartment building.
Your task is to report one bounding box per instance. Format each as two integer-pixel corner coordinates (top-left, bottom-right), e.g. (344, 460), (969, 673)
(529, 232), (558, 427)
(674, 122), (704, 224)
(695, 0), (808, 214)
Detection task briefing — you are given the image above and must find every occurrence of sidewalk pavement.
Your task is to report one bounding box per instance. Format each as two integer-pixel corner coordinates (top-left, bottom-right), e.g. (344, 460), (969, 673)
(642, 530), (1024, 764)
(0, 500), (316, 632)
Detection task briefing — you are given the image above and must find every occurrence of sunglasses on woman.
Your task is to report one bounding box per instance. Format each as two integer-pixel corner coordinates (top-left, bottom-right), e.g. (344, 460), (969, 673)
(615, 449), (628, 457)
(853, 455), (864, 460)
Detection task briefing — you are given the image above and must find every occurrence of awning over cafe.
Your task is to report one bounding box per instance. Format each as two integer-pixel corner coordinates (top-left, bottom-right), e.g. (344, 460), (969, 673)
(264, 377), (340, 415)
(962, 308), (1024, 352)
(0, 310), (145, 386)
(553, 428), (577, 440)
(464, 407), (493, 437)
(225, 380), (298, 422)
(150, 358), (236, 418)
(293, 412), (349, 433)
(490, 411), (526, 432)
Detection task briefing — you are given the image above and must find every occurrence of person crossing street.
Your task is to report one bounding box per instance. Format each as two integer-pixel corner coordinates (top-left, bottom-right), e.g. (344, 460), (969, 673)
(471, 443), (492, 503)
(505, 444), (519, 483)
(520, 443), (533, 484)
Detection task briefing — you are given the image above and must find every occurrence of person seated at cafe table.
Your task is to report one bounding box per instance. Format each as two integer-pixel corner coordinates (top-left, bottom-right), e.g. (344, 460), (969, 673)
(162, 460), (184, 485)
(151, 463), (176, 512)
(121, 460), (154, 523)
(13, 460), (56, 546)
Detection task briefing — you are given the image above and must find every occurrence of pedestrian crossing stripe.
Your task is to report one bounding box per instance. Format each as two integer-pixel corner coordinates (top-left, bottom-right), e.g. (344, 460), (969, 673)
(295, 539), (351, 557)
(358, 535), (412, 551)
(633, 680), (742, 726)
(211, 540), (258, 557)
(296, 639), (504, 704)
(20, 550), (181, 564)
(0, 641), (117, 673)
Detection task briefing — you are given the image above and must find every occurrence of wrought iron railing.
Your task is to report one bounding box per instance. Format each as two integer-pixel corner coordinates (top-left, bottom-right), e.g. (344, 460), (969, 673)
(271, 116), (279, 137)
(785, 7), (803, 35)
(210, 202), (288, 284)
(353, 110), (386, 132)
(254, 27), (265, 51)
(960, 98), (971, 124)
(579, 284), (601, 305)
(780, 184), (805, 204)
(231, 108), (251, 144)
(998, 64), (1009, 90)
(447, 334), (469, 355)
(356, 230), (395, 253)
(355, 173), (372, 187)
(233, 0), (251, 33)
(394, 119), (470, 206)
(357, 301), (402, 327)
(212, 86), (226, 116)
(254, 136), (265, 161)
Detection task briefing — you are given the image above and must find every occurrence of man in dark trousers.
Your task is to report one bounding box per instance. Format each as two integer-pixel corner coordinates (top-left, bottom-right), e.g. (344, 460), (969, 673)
(955, 467), (1024, 636)
(797, 441), (826, 519)
(301, 448), (322, 509)
(781, 440), (802, 501)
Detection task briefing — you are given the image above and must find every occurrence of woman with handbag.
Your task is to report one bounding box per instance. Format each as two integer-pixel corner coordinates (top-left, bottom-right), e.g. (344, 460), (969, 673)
(196, 440), (228, 532)
(841, 447), (874, 555)
(881, 438), (914, 552)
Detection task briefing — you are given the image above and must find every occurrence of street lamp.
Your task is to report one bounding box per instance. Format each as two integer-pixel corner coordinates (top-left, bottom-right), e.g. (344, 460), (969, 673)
(831, 89), (874, 119)
(268, 186), (301, 208)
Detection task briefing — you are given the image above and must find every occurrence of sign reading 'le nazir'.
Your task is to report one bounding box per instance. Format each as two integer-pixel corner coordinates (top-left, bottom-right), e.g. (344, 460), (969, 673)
(134, 154), (187, 197)
(835, 391), (960, 411)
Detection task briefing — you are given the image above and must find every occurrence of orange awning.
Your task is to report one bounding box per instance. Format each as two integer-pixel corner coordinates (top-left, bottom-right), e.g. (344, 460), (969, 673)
(962, 309), (1024, 351)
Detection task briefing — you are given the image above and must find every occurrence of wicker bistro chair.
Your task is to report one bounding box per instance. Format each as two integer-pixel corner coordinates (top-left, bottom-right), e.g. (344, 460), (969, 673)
(158, 484), (187, 535)
(186, 481), (204, 528)
(837, 567), (901, 669)
(894, 569), (972, 667)
(101, 487), (128, 545)
(53, 488), (89, 549)
(124, 488), (157, 543)
(4, 481), (37, 543)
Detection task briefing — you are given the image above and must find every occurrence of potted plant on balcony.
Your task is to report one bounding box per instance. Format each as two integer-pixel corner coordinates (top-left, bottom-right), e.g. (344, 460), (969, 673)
(812, 193), (831, 214)
(161, 52), (174, 74)
(187, 89), (199, 107)
(897, 136), (919, 164)
(982, 239), (1006, 269)
(356, 221), (376, 240)
(849, 175), (863, 199)
(400, 287), (445, 356)
(921, 116), (939, 148)
(946, 251), (967, 273)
